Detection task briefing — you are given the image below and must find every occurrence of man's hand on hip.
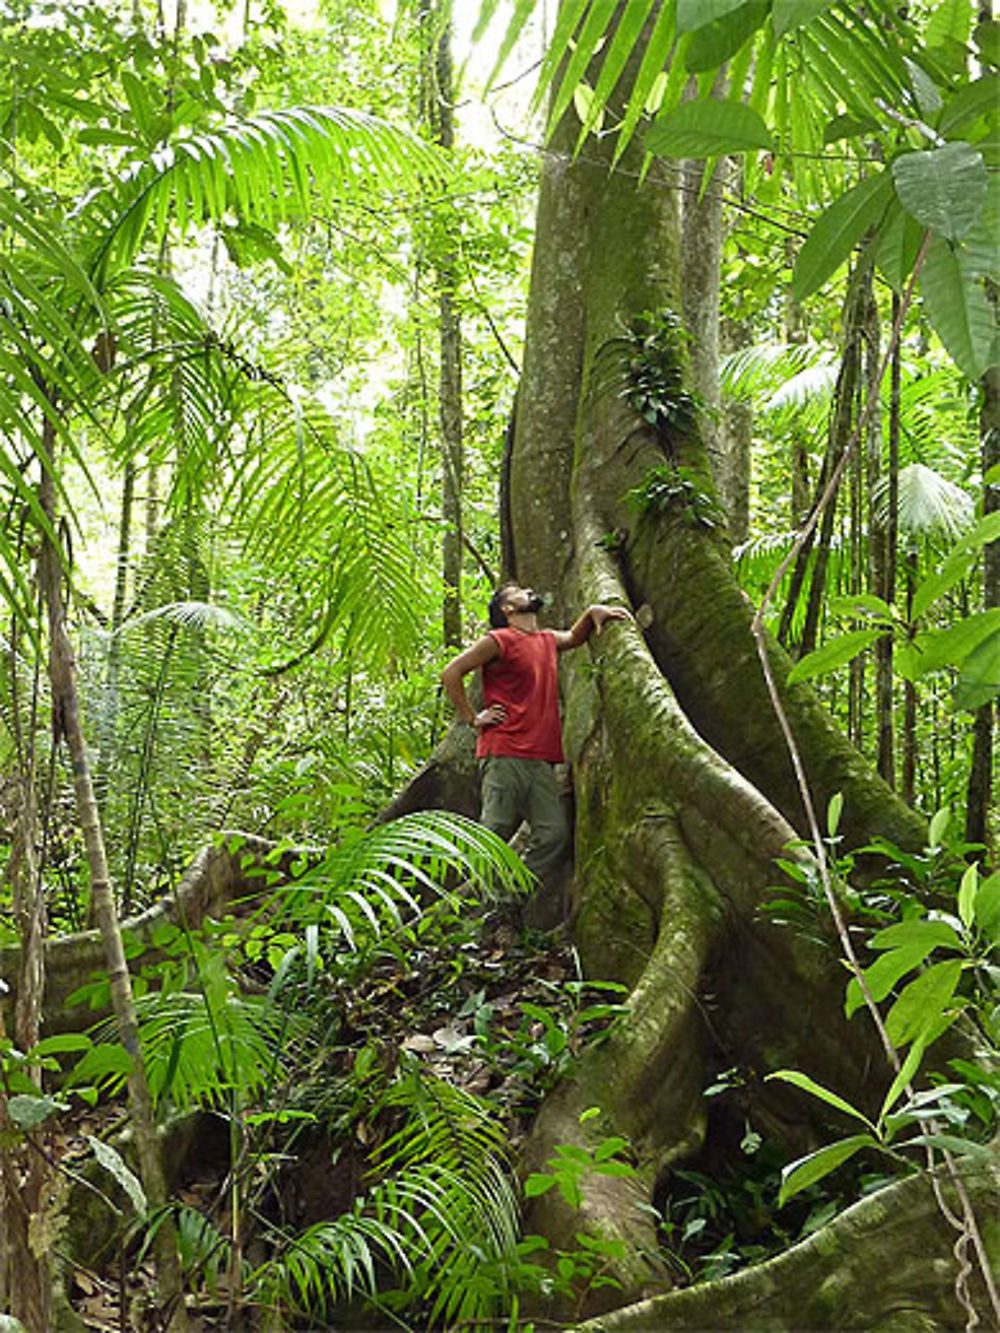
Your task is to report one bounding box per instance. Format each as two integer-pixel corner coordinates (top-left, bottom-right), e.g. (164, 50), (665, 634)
(474, 703), (507, 730)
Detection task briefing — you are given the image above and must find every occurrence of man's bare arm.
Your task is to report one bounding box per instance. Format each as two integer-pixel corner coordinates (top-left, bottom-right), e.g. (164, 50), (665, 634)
(553, 604), (630, 652)
(441, 635), (505, 728)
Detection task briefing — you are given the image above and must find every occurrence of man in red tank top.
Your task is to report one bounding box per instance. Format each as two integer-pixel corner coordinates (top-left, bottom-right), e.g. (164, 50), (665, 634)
(441, 583), (628, 883)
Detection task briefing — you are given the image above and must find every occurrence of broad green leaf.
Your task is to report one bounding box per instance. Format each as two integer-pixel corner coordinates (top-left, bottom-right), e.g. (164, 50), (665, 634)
(778, 1134), (876, 1206)
(787, 629), (887, 685)
(792, 171), (893, 301)
(960, 174), (1000, 281)
(973, 872), (1000, 943)
(677, 0), (747, 34)
(903, 1133), (997, 1160)
(973, 18), (1000, 68)
(645, 71), (669, 115)
(827, 593), (894, 623)
(827, 792), (843, 838)
(955, 627), (1000, 712)
(921, 233), (999, 380)
(892, 143), (987, 242)
(7, 1094), (69, 1131)
(685, 0), (767, 72)
(904, 56), (942, 118)
(939, 76), (1000, 137)
(874, 199), (925, 293)
(926, 0), (972, 49)
(120, 69), (157, 141)
(86, 1134), (147, 1215)
(929, 805), (952, 848)
(912, 512), (1000, 619)
(910, 609), (1000, 678)
(77, 128), (140, 147)
(824, 113), (879, 144)
(845, 942), (932, 1019)
(871, 918), (961, 953)
(885, 959), (963, 1047)
(958, 864), (979, 930)
(772, 0), (836, 37)
(878, 1035), (927, 1125)
(31, 1033), (93, 1057)
(766, 1070), (875, 1128)
(572, 82), (602, 133)
(645, 100), (773, 158)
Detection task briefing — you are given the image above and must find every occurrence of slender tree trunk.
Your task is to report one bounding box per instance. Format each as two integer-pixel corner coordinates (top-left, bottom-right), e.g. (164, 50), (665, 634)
(681, 143), (723, 510)
(36, 437), (188, 1331)
(95, 457), (135, 817)
(876, 295), (901, 786)
(783, 274), (867, 655)
(2, 769), (49, 1331)
(719, 314), (752, 545)
(965, 363), (1000, 847)
(785, 243), (811, 526)
(902, 548), (919, 806)
(419, 0), (464, 647)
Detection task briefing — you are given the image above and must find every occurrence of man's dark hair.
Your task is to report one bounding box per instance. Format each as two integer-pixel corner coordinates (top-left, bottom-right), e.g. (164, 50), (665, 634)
(488, 583), (516, 629)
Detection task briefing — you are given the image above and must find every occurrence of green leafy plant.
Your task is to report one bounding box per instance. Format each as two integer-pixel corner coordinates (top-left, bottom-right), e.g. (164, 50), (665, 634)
(627, 464), (725, 530)
(594, 308), (702, 439)
(766, 806), (999, 1206)
(251, 1069), (525, 1327)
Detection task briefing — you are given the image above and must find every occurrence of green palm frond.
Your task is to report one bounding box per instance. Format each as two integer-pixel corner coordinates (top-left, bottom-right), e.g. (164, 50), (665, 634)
(111, 600), (250, 638)
(878, 462), (974, 541)
(253, 1073), (522, 1324)
(720, 340), (830, 403)
(75, 947), (298, 1110)
(0, 194), (109, 622)
(87, 106), (446, 284)
(229, 392), (426, 669)
(274, 811), (533, 944)
(478, 0), (917, 179)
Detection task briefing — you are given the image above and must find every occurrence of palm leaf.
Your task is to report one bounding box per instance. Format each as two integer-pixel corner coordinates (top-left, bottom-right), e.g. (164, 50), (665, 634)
(273, 811), (533, 942)
(87, 107), (446, 284)
(879, 462), (974, 541)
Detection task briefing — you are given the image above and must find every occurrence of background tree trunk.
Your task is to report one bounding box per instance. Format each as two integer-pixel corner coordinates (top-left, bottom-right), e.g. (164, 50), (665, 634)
(964, 361), (999, 848)
(419, 0), (464, 648)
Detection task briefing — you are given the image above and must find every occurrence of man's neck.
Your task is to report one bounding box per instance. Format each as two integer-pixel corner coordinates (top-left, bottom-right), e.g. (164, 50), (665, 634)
(507, 612), (539, 633)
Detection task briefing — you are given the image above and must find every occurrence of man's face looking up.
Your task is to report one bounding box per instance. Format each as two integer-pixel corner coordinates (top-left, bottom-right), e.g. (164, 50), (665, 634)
(503, 585), (545, 617)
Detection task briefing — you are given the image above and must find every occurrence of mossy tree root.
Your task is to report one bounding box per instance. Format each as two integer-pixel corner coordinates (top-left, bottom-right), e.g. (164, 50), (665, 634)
(575, 1161), (1000, 1333)
(0, 834), (313, 1034)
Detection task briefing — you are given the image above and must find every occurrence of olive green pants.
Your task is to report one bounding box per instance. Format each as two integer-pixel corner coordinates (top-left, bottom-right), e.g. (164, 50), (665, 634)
(479, 755), (568, 879)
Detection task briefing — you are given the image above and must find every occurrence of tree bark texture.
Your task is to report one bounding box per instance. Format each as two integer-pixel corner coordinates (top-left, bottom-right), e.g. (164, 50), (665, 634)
(496, 8), (943, 1319)
(576, 1161), (1000, 1332)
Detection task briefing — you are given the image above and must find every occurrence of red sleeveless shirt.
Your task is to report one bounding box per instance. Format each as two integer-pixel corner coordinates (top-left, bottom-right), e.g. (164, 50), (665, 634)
(476, 627), (564, 762)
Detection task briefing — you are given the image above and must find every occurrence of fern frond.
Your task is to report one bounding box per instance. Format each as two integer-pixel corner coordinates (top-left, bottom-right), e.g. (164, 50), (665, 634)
(252, 1074), (522, 1325)
(275, 811), (533, 945)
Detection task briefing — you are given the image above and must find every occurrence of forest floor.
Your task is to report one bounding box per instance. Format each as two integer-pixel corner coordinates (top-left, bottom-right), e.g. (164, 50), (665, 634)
(60, 893), (620, 1330)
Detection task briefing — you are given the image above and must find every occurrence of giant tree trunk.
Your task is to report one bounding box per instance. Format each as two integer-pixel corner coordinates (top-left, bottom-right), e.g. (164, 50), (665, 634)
(483, 9), (981, 1325)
